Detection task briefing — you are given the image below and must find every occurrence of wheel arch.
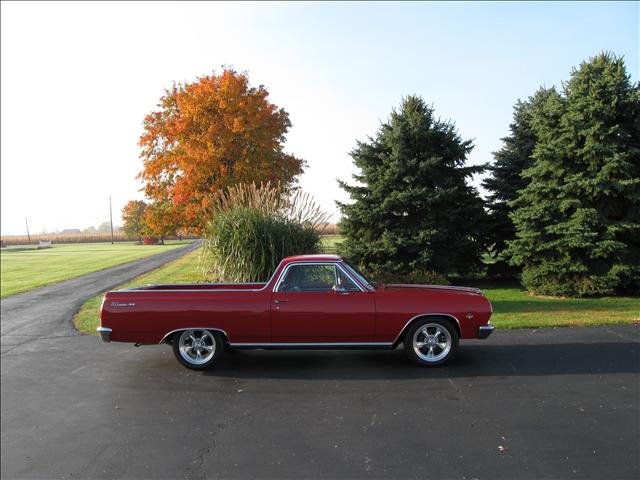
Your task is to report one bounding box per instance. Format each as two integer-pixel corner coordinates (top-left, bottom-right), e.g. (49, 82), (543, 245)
(392, 313), (462, 347)
(160, 328), (230, 346)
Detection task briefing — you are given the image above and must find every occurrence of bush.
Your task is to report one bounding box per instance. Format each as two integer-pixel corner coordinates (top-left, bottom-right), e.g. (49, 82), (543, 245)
(368, 270), (450, 286)
(200, 183), (327, 282)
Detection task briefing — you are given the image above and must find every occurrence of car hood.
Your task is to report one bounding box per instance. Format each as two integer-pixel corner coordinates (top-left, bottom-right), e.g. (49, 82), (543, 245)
(380, 284), (482, 295)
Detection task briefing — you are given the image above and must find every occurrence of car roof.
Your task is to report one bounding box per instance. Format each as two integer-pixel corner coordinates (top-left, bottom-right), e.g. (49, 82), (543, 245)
(282, 254), (343, 263)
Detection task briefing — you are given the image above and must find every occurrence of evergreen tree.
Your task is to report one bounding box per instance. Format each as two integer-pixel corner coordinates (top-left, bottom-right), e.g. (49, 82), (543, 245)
(506, 53), (640, 296)
(338, 96), (487, 281)
(483, 88), (559, 270)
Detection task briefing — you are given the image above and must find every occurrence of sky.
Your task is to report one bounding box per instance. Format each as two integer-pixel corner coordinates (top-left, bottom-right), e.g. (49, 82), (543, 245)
(1, 1), (638, 235)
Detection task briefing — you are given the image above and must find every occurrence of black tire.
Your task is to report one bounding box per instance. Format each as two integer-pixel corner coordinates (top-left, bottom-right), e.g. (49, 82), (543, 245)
(172, 329), (224, 370)
(403, 318), (459, 366)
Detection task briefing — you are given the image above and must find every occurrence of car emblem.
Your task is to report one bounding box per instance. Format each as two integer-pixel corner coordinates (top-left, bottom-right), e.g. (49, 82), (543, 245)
(110, 302), (136, 307)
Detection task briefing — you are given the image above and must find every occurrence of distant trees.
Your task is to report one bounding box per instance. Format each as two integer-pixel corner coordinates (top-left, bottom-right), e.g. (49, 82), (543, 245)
(502, 53), (640, 296)
(97, 221), (112, 233)
(121, 200), (147, 243)
(137, 68), (305, 233)
(338, 95), (487, 281)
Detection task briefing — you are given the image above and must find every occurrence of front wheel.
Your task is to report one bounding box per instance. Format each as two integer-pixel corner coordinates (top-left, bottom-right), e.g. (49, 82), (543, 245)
(403, 319), (459, 366)
(172, 329), (223, 370)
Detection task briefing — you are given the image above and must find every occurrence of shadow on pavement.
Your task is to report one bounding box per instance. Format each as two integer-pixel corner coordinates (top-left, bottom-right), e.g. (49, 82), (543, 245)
(195, 341), (640, 380)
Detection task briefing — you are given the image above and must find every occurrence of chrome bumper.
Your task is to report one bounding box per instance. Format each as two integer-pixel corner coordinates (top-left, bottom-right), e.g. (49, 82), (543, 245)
(97, 327), (112, 342)
(478, 325), (495, 339)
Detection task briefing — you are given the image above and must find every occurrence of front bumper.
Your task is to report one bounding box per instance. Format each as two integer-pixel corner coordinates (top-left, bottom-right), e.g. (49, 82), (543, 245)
(478, 325), (495, 339)
(97, 327), (112, 342)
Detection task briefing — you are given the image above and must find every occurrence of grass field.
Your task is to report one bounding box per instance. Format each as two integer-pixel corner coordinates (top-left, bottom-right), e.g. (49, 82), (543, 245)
(477, 281), (639, 329)
(74, 242), (639, 336)
(0, 241), (193, 298)
(321, 234), (343, 254)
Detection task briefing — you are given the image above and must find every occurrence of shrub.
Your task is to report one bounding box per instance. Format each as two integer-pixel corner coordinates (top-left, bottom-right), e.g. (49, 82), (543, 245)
(201, 183), (327, 282)
(369, 270), (450, 286)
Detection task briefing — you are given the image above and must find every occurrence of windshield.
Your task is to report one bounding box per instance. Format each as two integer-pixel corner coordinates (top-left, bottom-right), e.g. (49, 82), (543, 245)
(342, 262), (375, 290)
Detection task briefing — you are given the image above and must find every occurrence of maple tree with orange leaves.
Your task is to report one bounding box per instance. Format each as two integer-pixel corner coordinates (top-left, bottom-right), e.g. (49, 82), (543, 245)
(137, 69), (305, 232)
(143, 201), (180, 244)
(121, 200), (148, 244)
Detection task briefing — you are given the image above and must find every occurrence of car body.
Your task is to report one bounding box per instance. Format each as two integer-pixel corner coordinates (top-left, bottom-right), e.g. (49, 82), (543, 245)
(98, 254), (494, 369)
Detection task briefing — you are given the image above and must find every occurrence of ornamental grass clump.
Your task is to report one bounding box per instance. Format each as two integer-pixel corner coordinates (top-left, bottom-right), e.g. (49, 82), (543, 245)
(201, 183), (328, 282)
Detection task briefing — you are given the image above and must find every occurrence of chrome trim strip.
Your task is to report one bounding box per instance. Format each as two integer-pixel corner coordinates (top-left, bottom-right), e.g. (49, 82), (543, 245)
(386, 284), (482, 294)
(478, 325), (495, 339)
(229, 342), (392, 347)
(141, 282), (265, 288)
(97, 327), (112, 343)
(273, 261), (366, 293)
(159, 327), (231, 344)
(392, 313), (463, 344)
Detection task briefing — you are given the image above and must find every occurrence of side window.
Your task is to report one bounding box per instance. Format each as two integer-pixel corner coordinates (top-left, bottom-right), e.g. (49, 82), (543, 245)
(278, 264), (336, 292)
(336, 267), (361, 292)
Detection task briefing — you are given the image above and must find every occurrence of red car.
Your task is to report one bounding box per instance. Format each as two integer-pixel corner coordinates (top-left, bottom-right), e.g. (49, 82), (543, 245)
(98, 255), (494, 370)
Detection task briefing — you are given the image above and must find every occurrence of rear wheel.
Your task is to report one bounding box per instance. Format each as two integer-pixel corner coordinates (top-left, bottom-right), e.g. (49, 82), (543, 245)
(172, 329), (223, 370)
(403, 318), (458, 366)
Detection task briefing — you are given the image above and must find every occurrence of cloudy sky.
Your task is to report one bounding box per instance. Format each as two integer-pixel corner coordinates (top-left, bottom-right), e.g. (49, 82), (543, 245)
(1, 1), (638, 235)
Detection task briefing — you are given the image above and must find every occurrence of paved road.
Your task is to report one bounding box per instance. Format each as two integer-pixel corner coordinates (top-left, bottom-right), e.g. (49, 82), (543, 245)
(2, 308), (638, 480)
(0, 241), (200, 356)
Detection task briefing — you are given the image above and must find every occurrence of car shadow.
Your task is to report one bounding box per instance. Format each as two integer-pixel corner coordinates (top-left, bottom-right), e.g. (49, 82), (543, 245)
(200, 342), (640, 380)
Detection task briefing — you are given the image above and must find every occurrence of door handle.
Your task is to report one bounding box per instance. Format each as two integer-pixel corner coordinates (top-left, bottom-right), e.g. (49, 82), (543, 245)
(274, 299), (289, 304)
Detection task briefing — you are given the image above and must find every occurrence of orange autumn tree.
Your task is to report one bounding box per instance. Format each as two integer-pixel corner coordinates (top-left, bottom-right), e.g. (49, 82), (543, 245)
(137, 69), (305, 232)
(143, 200), (181, 245)
(121, 200), (147, 244)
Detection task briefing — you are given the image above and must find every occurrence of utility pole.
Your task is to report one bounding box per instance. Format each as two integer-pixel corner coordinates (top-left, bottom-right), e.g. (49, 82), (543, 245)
(109, 196), (114, 244)
(25, 217), (31, 244)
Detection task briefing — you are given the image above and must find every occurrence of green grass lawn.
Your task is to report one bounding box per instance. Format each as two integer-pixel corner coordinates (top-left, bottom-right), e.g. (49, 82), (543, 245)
(75, 242), (639, 336)
(0, 241), (193, 298)
(320, 234), (343, 254)
(479, 281), (639, 329)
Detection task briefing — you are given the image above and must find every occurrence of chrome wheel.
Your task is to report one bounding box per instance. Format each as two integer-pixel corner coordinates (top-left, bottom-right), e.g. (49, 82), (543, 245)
(178, 330), (216, 366)
(412, 323), (452, 363)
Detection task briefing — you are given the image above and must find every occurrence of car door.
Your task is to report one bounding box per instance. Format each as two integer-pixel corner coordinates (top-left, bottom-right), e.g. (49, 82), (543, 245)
(270, 262), (375, 343)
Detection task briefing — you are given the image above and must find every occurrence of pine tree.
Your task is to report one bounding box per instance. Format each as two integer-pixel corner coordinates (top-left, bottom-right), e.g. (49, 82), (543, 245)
(506, 53), (640, 296)
(483, 88), (559, 273)
(338, 96), (487, 281)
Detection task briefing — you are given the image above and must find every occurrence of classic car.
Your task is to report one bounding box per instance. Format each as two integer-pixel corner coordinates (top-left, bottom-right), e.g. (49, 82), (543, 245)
(98, 254), (494, 370)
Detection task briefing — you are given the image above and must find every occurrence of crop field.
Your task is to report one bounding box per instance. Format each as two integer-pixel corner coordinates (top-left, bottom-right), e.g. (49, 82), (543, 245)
(0, 241), (193, 298)
(74, 242), (640, 336)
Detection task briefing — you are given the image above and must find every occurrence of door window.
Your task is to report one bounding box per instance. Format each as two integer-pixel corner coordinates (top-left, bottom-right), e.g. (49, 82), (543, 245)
(277, 264), (336, 292)
(336, 266), (361, 292)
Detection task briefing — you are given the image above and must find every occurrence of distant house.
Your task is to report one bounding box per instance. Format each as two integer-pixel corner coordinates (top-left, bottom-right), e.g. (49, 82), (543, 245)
(61, 229), (81, 234)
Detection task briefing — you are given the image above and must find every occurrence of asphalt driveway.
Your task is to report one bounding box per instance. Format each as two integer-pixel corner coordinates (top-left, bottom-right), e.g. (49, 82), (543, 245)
(1, 254), (638, 478)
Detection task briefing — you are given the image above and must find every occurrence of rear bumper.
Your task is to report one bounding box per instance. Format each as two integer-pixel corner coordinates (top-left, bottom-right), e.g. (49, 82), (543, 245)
(478, 325), (495, 339)
(97, 327), (112, 342)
